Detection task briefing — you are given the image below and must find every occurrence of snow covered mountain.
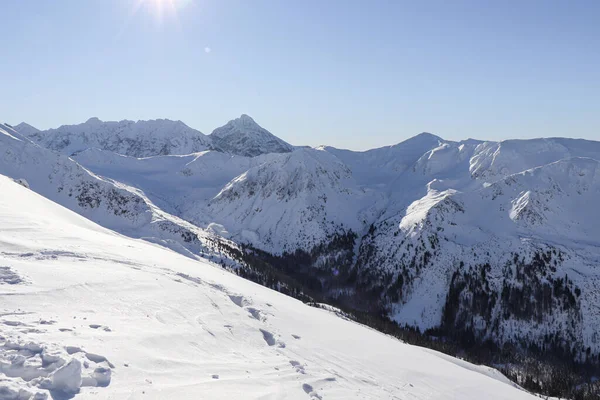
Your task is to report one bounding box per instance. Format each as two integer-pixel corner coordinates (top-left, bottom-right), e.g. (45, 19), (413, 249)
(210, 114), (294, 157)
(207, 148), (380, 253)
(7, 114), (600, 378)
(20, 117), (211, 157)
(0, 173), (537, 399)
(321, 132), (445, 186)
(17, 114), (294, 159)
(0, 123), (234, 264)
(12, 122), (40, 137)
(72, 146), (378, 254)
(470, 137), (600, 180)
(201, 135), (600, 357)
(356, 156), (600, 357)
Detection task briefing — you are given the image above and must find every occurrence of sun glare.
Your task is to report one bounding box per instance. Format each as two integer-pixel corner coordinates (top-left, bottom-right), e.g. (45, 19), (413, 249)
(134, 0), (193, 24)
(117, 0), (194, 39)
(153, 0), (193, 12)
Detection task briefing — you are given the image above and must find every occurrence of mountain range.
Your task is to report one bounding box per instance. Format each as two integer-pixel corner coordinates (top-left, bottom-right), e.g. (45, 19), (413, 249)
(0, 164), (538, 399)
(18, 114), (292, 158)
(4, 115), (600, 375)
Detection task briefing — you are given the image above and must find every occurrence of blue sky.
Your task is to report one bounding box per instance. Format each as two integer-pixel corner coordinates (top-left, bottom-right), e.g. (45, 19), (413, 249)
(2, 0), (598, 150)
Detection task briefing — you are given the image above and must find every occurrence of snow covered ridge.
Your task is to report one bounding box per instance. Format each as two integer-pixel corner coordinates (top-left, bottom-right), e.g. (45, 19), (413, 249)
(21, 117), (211, 158)
(207, 148), (377, 253)
(0, 123), (238, 266)
(0, 174), (537, 399)
(16, 114), (294, 158)
(469, 137), (600, 180)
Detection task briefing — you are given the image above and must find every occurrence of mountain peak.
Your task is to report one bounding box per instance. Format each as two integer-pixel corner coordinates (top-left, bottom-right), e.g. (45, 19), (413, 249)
(14, 122), (40, 136)
(386, 131), (444, 152)
(238, 113), (255, 122)
(218, 114), (261, 132)
(210, 115), (294, 157)
(85, 117), (102, 124)
(411, 132), (443, 142)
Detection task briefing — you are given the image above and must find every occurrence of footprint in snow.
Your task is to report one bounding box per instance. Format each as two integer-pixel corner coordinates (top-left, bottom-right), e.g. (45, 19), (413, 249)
(0, 266), (25, 285)
(228, 294), (269, 322)
(246, 307), (265, 322)
(290, 360), (306, 374)
(85, 352), (116, 368)
(89, 324), (112, 331)
(260, 329), (276, 346)
(65, 346), (82, 355)
(2, 320), (25, 326)
(302, 383), (323, 399)
(228, 294), (249, 308)
(259, 329), (285, 348)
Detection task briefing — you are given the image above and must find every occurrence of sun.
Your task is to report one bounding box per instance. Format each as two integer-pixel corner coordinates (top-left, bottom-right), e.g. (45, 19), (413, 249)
(151, 0), (193, 11)
(134, 0), (193, 24)
(117, 0), (194, 38)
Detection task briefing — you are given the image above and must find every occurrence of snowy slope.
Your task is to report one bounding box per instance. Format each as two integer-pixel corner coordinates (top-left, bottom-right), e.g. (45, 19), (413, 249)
(0, 123), (232, 263)
(210, 114), (294, 157)
(20, 117), (211, 157)
(207, 148), (382, 253)
(73, 147), (382, 254)
(358, 157), (600, 355)
(320, 132), (444, 186)
(0, 174), (536, 399)
(72, 148), (274, 220)
(469, 137), (600, 181)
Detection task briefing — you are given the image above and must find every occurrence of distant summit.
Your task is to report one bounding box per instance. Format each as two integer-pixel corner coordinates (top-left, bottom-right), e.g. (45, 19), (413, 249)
(210, 114), (294, 157)
(13, 122), (40, 137)
(18, 118), (211, 157)
(85, 117), (102, 124)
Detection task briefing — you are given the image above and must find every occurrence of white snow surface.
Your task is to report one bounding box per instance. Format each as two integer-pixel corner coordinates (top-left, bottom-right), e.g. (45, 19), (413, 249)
(0, 175), (536, 399)
(20, 117), (211, 157)
(320, 132), (446, 186)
